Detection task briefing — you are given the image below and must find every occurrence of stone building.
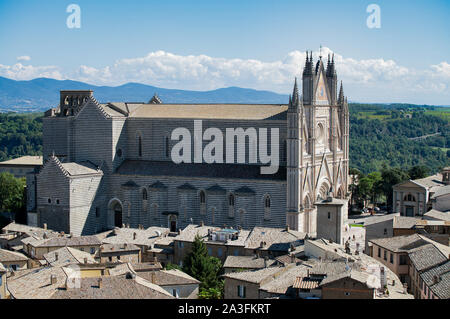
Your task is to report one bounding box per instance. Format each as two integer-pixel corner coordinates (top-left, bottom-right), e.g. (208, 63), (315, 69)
(27, 53), (349, 236)
(392, 168), (449, 217)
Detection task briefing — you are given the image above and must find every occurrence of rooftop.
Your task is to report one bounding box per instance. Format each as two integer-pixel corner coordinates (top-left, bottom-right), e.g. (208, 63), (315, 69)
(115, 160), (286, 181)
(430, 185), (450, 199)
(101, 103), (288, 120)
(101, 227), (170, 247)
(369, 234), (429, 252)
(43, 247), (96, 267)
(175, 224), (250, 246)
(245, 226), (306, 251)
(31, 235), (102, 248)
(51, 274), (175, 299)
(0, 248), (28, 263)
(134, 269), (200, 286)
(408, 244), (447, 272)
(223, 255), (277, 269)
(0, 155), (43, 166)
(319, 270), (372, 288)
(423, 209), (450, 222)
(419, 261), (450, 299)
(99, 243), (141, 254)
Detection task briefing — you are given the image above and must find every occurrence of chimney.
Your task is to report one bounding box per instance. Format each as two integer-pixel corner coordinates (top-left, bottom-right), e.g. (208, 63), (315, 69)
(200, 221), (204, 227)
(50, 274), (57, 285)
(55, 252), (59, 261)
(151, 272), (155, 283)
(290, 254), (296, 264)
(43, 223), (47, 230)
(133, 232), (137, 240)
(307, 269), (310, 277)
(286, 225), (290, 232)
(98, 278), (102, 288)
(124, 243), (128, 249)
(84, 257), (88, 264)
(264, 256), (268, 268)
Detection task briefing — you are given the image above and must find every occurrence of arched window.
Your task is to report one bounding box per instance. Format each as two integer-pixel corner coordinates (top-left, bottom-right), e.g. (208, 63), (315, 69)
(404, 194), (416, 202)
(136, 132), (143, 157)
(142, 188), (148, 200)
(228, 194), (235, 206)
(264, 195), (271, 220)
(200, 191), (206, 204)
(199, 191), (206, 215)
(228, 194), (235, 218)
(264, 195), (271, 208)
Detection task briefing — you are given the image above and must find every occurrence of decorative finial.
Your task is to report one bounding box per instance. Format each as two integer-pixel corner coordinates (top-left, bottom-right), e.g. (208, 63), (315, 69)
(319, 45), (322, 59)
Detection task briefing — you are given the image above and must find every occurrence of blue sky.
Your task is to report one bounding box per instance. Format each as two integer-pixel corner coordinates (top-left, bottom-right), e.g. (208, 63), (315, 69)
(0, 0), (449, 104)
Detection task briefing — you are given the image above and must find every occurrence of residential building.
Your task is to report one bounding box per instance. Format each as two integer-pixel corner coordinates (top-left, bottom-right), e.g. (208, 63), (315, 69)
(408, 244), (448, 298)
(320, 270), (375, 299)
(173, 224), (251, 265)
(418, 261), (450, 299)
(97, 243), (141, 263)
(22, 235), (102, 260)
(0, 156), (42, 178)
(0, 248), (29, 271)
(392, 169), (448, 217)
(132, 268), (200, 298)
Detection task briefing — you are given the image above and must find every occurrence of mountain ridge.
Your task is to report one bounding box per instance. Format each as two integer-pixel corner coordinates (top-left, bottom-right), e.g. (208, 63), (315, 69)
(0, 76), (289, 112)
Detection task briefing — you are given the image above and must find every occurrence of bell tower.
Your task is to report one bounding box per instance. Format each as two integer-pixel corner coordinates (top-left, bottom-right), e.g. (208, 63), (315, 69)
(59, 90), (93, 116)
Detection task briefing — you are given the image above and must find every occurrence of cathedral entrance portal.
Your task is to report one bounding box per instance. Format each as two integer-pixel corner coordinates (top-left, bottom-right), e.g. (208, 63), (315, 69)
(114, 203), (123, 227)
(169, 215), (177, 232)
(108, 199), (123, 229)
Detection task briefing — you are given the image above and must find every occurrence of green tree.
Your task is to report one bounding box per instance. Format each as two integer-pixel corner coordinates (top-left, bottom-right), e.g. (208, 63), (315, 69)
(0, 172), (25, 214)
(408, 165), (429, 180)
(380, 167), (410, 209)
(182, 234), (224, 299)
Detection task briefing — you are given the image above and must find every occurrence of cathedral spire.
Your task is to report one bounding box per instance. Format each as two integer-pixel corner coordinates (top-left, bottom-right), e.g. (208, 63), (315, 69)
(292, 77), (299, 105)
(338, 81), (344, 104)
(303, 51), (312, 76)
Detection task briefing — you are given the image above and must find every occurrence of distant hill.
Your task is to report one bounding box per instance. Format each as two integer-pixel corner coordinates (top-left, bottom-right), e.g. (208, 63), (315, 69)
(0, 76), (289, 112)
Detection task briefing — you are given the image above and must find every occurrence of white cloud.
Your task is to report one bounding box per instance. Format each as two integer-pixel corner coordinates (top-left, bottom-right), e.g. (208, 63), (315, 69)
(16, 55), (31, 62)
(0, 63), (63, 81)
(1, 48), (449, 104)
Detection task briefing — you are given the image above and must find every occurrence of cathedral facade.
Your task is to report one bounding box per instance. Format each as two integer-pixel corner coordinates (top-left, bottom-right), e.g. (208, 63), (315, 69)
(26, 53), (349, 236)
